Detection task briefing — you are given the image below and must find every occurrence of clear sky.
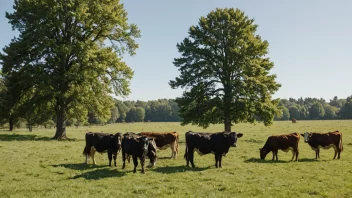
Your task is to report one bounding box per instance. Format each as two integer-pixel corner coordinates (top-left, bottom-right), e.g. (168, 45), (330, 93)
(1, 0), (352, 101)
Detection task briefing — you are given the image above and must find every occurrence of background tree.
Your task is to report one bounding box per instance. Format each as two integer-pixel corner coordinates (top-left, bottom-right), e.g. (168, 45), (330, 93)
(275, 106), (290, 120)
(339, 96), (352, 119)
(125, 107), (145, 122)
(323, 104), (337, 120)
(309, 102), (325, 120)
(288, 106), (300, 120)
(169, 8), (281, 132)
(1, 0), (140, 139)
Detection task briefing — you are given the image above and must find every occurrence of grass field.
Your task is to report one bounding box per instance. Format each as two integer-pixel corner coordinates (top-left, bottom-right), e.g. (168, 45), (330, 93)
(0, 120), (351, 198)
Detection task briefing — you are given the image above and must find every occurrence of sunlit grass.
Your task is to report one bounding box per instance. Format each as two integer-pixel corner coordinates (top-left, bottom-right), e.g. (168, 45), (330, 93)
(0, 120), (351, 197)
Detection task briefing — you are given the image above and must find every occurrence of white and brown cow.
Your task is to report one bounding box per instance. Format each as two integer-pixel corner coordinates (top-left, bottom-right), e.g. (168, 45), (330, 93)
(139, 132), (179, 159)
(301, 131), (343, 159)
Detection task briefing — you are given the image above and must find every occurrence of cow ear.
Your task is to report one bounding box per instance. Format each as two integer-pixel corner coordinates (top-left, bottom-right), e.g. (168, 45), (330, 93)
(237, 133), (243, 138)
(300, 134), (304, 137)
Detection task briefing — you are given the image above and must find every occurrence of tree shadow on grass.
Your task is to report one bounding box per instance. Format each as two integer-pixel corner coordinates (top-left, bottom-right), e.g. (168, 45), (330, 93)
(71, 168), (127, 180)
(52, 163), (110, 171)
(151, 165), (212, 174)
(0, 134), (52, 141)
(0, 133), (77, 141)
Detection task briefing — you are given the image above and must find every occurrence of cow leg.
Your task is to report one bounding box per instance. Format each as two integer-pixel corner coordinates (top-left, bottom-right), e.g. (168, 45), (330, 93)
(218, 155), (223, 168)
(85, 153), (89, 164)
(338, 145), (341, 159)
(170, 142), (177, 159)
(189, 150), (195, 168)
(317, 149), (320, 159)
(113, 154), (117, 167)
(108, 150), (113, 167)
(215, 154), (219, 168)
(122, 153), (126, 169)
(90, 147), (96, 165)
(275, 150), (278, 161)
(333, 145), (338, 159)
(295, 149), (299, 161)
(132, 155), (138, 173)
(271, 151), (275, 161)
(140, 157), (146, 174)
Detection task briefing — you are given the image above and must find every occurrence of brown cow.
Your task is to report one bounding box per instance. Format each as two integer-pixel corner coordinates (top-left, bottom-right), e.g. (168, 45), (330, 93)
(301, 131), (343, 159)
(139, 132), (179, 159)
(291, 118), (296, 123)
(259, 133), (300, 161)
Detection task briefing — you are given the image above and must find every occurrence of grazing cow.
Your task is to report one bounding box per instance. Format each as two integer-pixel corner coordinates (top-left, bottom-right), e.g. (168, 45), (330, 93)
(259, 133), (300, 161)
(184, 131), (243, 168)
(139, 132), (179, 159)
(121, 133), (157, 174)
(83, 132), (122, 166)
(291, 118), (297, 123)
(301, 131), (343, 159)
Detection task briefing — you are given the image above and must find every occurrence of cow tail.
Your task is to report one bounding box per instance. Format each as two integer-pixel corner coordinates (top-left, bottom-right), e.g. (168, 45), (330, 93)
(176, 133), (179, 154)
(184, 145), (188, 159)
(340, 133), (343, 152)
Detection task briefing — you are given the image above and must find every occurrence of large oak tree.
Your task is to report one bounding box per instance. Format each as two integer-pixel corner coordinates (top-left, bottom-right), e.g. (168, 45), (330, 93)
(169, 8), (281, 132)
(0, 0), (140, 139)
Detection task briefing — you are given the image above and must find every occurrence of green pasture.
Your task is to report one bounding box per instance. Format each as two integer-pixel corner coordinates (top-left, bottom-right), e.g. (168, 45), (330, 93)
(0, 120), (351, 198)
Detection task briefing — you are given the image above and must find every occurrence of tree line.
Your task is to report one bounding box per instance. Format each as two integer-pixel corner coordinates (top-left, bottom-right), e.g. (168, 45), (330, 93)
(275, 96), (352, 120)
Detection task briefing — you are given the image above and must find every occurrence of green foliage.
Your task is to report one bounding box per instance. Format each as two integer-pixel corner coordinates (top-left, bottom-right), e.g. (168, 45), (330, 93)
(275, 106), (290, 120)
(169, 8), (281, 131)
(323, 104), (338, 119)
(1, 0), (140, 138)
(309, 102), (325, 120)
(288, 106), (300, 120)
(108, 106), (119, 124)
(125, 107), (145, 122)
(339, 96), (352, 119)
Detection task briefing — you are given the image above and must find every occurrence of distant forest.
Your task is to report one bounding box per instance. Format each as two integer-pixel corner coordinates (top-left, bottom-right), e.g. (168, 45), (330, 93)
(86, 96), (352, 125)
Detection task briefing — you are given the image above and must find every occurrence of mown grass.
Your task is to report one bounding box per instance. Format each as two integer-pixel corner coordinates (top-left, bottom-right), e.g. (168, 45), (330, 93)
(0, 120), (351, 198)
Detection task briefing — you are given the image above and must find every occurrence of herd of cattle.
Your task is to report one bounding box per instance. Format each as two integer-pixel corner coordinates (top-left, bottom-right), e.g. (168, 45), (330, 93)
(83, 130), (343, 173)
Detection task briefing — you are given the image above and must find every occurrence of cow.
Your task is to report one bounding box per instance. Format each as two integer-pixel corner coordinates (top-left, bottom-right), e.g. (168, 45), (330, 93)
(83, 132), (122, 166)
(259, 133), (300, 161)
(291, 118), (297, 123)
(139, 132), (179, 159)
(121, 133), (157, 174)
(184, 131), (243, 168)
(301, 131), (343, 159)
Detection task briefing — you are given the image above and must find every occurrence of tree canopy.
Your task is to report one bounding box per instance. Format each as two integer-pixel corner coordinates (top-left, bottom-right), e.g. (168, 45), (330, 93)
(0, 0), (140, 139)
(169, 8), (281, 132)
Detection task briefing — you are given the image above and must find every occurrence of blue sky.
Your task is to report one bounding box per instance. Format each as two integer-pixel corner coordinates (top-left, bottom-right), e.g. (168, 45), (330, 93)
(1, 1), (352, 101)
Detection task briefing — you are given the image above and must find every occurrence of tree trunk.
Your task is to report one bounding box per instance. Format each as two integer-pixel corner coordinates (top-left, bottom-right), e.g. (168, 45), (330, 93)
(224, 117), (231, 132)
(28, 118), (32, 132)
(9, 115), (14, 131)
(52, 101), (67, 139)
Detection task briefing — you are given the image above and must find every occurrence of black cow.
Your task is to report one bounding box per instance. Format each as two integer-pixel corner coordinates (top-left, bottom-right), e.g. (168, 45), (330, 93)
(184, 131), (243, 168)
(83, 132), (122, 166)
(121, 133), (157, 174)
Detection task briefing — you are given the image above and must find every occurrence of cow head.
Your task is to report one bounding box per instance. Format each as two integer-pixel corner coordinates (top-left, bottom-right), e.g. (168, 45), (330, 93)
(227, 132), (243, 147)
(146, 138), (158, 168)
(138, 136), (150, 153)
(259, 148), (269, 160)
(114, 132), (122, 151)
(300, 132), (312, 143)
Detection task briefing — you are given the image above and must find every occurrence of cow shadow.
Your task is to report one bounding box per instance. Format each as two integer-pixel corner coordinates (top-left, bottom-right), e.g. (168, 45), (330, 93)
(71, 168), (126, 180)
(0, 134), (52, 141)
(151, 165), (212, 174)
(52, 163), (110, 170)
(244, 157), (319, 163)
